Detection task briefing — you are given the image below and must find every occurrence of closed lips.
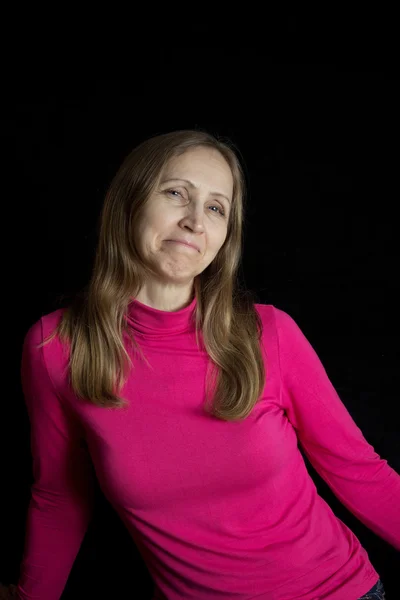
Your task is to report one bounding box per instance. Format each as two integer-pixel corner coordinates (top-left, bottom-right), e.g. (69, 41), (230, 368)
(166, 239), (200, 252)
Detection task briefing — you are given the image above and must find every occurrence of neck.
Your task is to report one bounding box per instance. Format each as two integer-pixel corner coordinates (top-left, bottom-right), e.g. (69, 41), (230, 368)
(134, 282), (195, 312)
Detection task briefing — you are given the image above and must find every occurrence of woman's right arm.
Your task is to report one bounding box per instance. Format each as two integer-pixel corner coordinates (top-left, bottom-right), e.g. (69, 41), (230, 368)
(15, 319), (95, 599)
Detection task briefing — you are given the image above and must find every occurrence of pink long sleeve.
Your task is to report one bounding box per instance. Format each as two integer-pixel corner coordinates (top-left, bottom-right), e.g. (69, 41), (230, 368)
(275, 307), (400, 552)
(15, 319), (95, 600)
(13, 299), (400, 599)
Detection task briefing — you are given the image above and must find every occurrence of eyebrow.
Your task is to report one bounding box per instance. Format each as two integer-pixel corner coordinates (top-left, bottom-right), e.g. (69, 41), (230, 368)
(160, 178), (232, 204)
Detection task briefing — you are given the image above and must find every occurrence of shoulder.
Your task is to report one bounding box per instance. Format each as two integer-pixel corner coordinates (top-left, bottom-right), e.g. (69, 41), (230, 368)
(254, 303), (294, 330)
(254, 303), (305, 350)
(24, 307), (67, 347)
(23, 308), (70, 388)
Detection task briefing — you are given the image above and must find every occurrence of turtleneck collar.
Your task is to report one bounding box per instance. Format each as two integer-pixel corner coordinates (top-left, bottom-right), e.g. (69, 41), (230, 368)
(126, 295), (197, 336)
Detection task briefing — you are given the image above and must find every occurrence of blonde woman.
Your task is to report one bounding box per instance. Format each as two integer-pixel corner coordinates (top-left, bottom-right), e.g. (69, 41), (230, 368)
(6, 130), (396, 599)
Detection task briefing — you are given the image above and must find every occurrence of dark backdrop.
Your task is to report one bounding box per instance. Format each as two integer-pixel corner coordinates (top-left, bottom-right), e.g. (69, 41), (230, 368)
(1, 53), (399, 598)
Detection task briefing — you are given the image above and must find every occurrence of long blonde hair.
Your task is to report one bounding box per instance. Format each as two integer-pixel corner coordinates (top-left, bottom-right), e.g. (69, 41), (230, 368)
(39, 130), (266, 421)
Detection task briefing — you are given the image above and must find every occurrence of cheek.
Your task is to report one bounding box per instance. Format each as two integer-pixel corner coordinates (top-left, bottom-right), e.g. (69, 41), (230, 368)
(214, 228), (228, 251)
(136, 210), (165, 240)
(204, 235), (226, 263)
(148, 208), (174, 233)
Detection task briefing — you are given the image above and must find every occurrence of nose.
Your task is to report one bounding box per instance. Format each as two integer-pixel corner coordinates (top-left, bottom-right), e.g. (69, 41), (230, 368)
(179, 206), (205, 233)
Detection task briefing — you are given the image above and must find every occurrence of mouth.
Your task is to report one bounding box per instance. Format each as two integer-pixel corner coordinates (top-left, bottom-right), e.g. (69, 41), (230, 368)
(165, 240), (200, 252)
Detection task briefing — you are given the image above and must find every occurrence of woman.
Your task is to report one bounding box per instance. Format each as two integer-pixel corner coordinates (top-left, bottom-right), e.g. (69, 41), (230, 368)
(6, 130), (397, 598)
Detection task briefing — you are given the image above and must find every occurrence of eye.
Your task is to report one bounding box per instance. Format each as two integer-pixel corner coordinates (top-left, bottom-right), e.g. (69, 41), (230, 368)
(166, 189), (226, 217)
(209, 205), (226, 216)
(166, 189), (183, 198)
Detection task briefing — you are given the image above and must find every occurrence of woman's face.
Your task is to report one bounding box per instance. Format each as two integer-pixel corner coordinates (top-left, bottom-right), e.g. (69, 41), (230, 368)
(134, 146), (234, 287)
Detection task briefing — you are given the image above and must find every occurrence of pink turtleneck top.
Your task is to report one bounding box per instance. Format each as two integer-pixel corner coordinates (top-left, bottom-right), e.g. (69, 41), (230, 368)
(15, 297), (400, 599)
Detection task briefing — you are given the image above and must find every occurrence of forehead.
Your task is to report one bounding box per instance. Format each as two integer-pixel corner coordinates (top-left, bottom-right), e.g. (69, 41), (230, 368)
(162, 147), (233, 187)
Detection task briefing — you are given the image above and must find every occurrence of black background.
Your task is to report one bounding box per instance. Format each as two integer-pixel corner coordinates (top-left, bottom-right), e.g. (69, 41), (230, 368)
(1, 43), (399, 599)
